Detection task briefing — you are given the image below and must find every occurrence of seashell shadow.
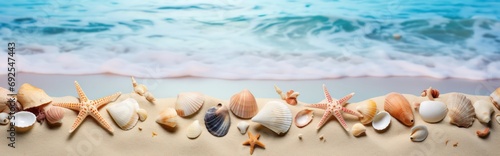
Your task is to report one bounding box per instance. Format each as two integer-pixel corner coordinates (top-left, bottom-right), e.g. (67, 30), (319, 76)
(252, 124), (288, 137)
(46, 122), (63, 130)
(159, 124), (178, 133)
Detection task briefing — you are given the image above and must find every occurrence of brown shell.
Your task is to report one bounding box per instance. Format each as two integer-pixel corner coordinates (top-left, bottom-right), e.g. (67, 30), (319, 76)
(229, 89), (258, 119)
(45, 106), (65, 124)
(447, 93), (475, 128)
(421, 87), (440, 98)
(384, 92), (414, 126)
(18, 83), (52, 110)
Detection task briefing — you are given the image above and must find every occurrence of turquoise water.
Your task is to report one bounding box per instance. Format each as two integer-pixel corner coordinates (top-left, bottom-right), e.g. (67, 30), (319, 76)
(1, 0), (499, 80)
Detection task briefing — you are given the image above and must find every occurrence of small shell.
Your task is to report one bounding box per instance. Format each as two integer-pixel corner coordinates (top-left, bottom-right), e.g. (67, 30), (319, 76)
(230, 89), (258, 119)
(372, 111), (391, 131)
(1, 87), (13, 112)
(473, 100), (494, 124)
(418, 101), (447, 123)
(251, 101), (292, 135)
(356, 100), (378, 124)
(476, 128), (490, 138)
(134, 84), (148, 96)
(17, 83), (52, 110)
(175, 92), (204, 117)
(496, 114), (500, 125)
(186, 120), (202, 139)
(106, 98), (140, 130)
(137, 109), (148, 122)
(237, 121), (249, 134)
(144, 92), (156, 103)
(131, 77), (138, 87)
(490, 87), (500, 110)
(447, 93), (475, 128)
(294, 109), (313, 128)
(410, 125), (428, 142)
(274, 85), (286, 100)
(45, 106), (65, 124)
(384, 92), (414, 127)
(351, 123), (366, 137)
(156, 108), (178, 127)
(285, 90), (299, 105)
(421, 87), (440, 100)
(0, 112), (10, 125)
(204, 103), (231, 137)
(13, 111), (36, 132)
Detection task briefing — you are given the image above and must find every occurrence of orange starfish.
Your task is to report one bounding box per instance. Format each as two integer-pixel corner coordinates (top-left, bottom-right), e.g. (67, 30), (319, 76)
(53, 81), (121, 133)
(242, 132), (265, 155)
(307, 84), (363, 131)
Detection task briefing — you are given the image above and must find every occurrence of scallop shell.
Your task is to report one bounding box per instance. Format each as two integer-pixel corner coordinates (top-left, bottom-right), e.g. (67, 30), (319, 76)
(418, 101), (447, 123)
(156, 108), (178, 127)
(106, 98), (140, 130)
(251, 101), (292, 135)
(372, 111), (391, 131)
(490, 87), (500, 110)
(351, 123), (366, 137)
(18, 83), (52, 110)
(230, 89), (258, 119)
(45, 106), (65, 124)
(237, 121), (249, 134)
(356, 100), (377, 124)
(175, 92), (204, 117)
(384, 92), (414, 126)
(0, 112), (10, 125)
(13, 111), (36, 132)
(410, 125), (428, 142)
(294, 109), (313, 128)
(137, 109), (148, 122)
(186, 120), (202, 139)
(204, 103), (231, 137)
(473, 100), (494, 124)
(447, 93), (475, 128)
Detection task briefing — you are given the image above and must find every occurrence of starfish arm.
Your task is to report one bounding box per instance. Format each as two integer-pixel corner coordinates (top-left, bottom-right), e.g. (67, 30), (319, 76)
(338, 93), (355, 106)
(306, 103), (328, 110)
(316, 110), (332, 130)
(94, 92), (121, 108)
(242, 140), (250, 145)
(53, 103), (81, 111)
(333, 109), (349, 132)
(255, 141), (266, 149)
(322, 84), (333, 103)
(249, 145), (255, 155)
(341, 107), (364, 118)
(89, 108), (114, 133)
(74, 81), (89, 102)
(69, 110), (88, 133)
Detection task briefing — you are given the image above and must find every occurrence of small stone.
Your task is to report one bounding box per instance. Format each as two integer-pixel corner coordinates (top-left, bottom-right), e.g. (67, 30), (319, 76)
(298, 134), (303, 140)
(152, 131), (157, 137)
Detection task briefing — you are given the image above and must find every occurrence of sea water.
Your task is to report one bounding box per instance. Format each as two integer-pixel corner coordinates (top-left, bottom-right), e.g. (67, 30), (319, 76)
(0, 0), (499, 80)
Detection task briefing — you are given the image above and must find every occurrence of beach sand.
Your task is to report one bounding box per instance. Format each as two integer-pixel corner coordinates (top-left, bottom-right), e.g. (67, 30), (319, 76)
(1, 74), (499, 155)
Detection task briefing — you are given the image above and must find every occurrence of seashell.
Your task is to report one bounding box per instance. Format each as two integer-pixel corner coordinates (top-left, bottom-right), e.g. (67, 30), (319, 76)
(410, 125), (428, 142)
(294, 109), (313, 128)
(285, 90), (299, 105)
(251, 101), (292, 135)
(351, 123), (366, 137)
(476, 128), (490, 138)
(447, 93), (475, 128)
(421, 87), (440, 100)
(473, 100), (494, 124)
(0, 87), (13, 112)
(186, 120), (202, 139)
(156, 108), (178, 127)
(0, 112), (10, 125)
(204, 103), (231, 137)
(45, 106), (65, 124)
(372, 111), (391, 131)
(384, 92), (414, 127)
(175, 92), (204, 117)
(144, 92), (156, 103)
(274, 85), (286, 100)
(137, 109), (148, 122)
(230, 89), (258, 119)
(356, 100), (377, 125)
(237, 121), (249, 134)
(131, 76), (138, 87)
(106, 98), (140, 130)
(12, 111), (36, 132)
(134, 84), (148, 96)
(496, 114), (500, 125)
(490, 87), (500, 110)
(18, 83), (52, 110)
(418, 101), (447, 123)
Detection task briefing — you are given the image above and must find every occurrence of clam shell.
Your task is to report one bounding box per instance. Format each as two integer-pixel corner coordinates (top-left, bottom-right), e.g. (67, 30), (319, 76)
(18, 83), (52, 110)
(156, 108), (178, 127)
(137, 109), (148, 122)
(186, 120), (202, 139)
(237, 121), (249, 134)
(204, 103), (231, 137)
(251, 101), (292, 135)
(0, 112), (10, 125)
(45, 106), (65, 124)
(418, 101), (447, 123)
(13, 111), (36, 132)
(294, 109), (313, 128)
(384, 92), (414, 126)
(473, 100), (494, 124)
(175, 92), (204, 117)
(447, 93), (475, 128)
(356, 100), (378, 124)
(410, 125), (428, 142)
(372, 111), (391, 131)
(351, 123), (366, 137)
(229, 89), (258, 119)
(106, 98), (140, 130)
(490, 87), (500, 110)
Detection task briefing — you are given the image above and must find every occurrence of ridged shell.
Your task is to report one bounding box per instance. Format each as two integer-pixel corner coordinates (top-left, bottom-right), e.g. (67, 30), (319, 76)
(175, 92), (204, 117)
(351, 123), (366, 137)
(137, 109), (148, 122)
(410, 125), (428, 142)
(156, 108), (178, 127)
(251, 101), (292, 135)
(204, 103), (231, 137)
(230, 89), (258, 119)
(473, 100), (494, 124)
(372, 111), (391, 131)
(384, 92), (414, 127)
(356, 100), (378, 124)
(294, 109), (313, 128)
(418, 101), (447, 123)
(0, 112), (9, 125)
(106, 98), (139, 130)
(447, 93), (475, 128)
(45, 106), (65, 124)
(490, 87), (500, 110)
(18, 83), (52, 110)
(237, 121), (249, 134)
(186, 120), (202, 139)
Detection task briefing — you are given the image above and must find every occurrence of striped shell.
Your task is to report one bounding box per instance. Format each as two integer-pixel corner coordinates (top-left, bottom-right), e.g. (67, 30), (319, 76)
(384, 92), (414, 127)
(156, 108), (178, 127)
(175, 92), (204, 117)
(204, 103), (231, 137)
(45, 106), (65, 124)
(447, 93), (475, 128)
(106, 98), (140, 130)
(229, 89), (258, 119)
(356, 100), (378, 124)
(251, 101), (292, 135)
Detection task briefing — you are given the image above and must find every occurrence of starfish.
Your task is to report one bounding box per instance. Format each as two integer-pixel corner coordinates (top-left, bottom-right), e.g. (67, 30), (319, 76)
(242, 132), (265, 155)
(307, 84), (363, 131)
(53, 81), (121, 133)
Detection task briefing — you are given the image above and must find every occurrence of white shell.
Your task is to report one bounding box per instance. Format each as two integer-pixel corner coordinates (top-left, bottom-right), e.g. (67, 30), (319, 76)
(351, 123), (366, 137)
(13, 111), (36, 132)
(137, 109), (148, 122)
(186, 120), (202, 139)
(237, 121), (249, 134)
(144, 92), (156, 103)
(410, 125), (428, 142)
(156, 108), (178, 127)
(134, 84), (148, 96)
(474, 100), (494, 124)
(490, 87), (500, 110)
(447, 93), (475, 128)
(294, 109), (313, 128)
(106, 98), (140, 130)
(175, 92), (204, 117)
(251, 101), (292, 135)
(372, 111), (391, 131)
(0, 112), (10, 125)
(418, 101), (447, 123)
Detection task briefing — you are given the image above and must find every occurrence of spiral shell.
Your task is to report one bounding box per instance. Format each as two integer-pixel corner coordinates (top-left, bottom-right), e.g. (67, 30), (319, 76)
(175, 92), (204, 117)
(229, 89), (258, 119)
(447, 93), (475, 128)
(204, 103), (231, 137)
(45, 106), (65, 124)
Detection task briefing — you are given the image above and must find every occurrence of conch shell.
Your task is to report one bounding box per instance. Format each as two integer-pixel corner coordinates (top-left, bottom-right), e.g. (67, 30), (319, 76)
(384, 92), (414, 126)
(447, 93), (475, 128)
